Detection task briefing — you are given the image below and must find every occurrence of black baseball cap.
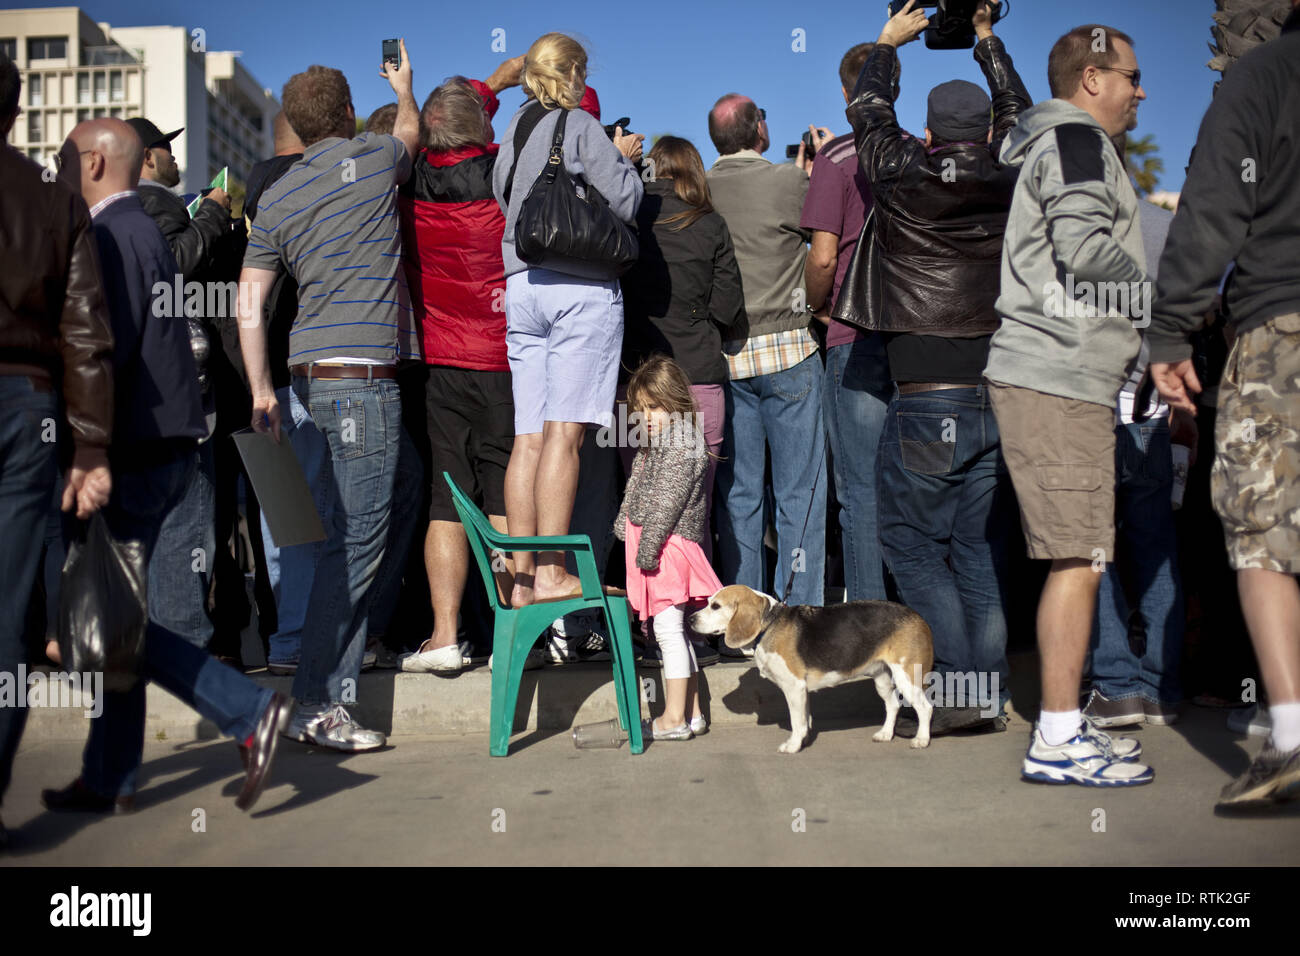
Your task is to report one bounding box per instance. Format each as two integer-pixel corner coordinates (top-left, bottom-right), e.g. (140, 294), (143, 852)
(126, 117), (184, 149)
(926, 79), (991, 144)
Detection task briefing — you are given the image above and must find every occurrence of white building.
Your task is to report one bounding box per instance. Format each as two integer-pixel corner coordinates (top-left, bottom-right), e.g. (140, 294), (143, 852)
(2, 6), (278, 194)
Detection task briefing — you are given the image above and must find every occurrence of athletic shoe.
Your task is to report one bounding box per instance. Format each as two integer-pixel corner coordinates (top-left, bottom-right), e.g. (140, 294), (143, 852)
(1217, 741), (1300, 807)
(1081, 688), (1145, 728)
(545, 630), (576, 664)
(488, 648), (546, 672)
(691, 640), (720, 667)
(1142, 698), (1181, 726)
(689, 715), (708, 735)
(399, 642), (464, 674)
(361, 648), (377, 672)
(1081, 714), (1142, 760)
(267, 657), (298, 676)
(1022, 723), (1153, 787)
(1226, 704), (1272, 737)
(285, 703), (386, 752)
(894, 705), (998, 738)
(574, 632), (612, 663)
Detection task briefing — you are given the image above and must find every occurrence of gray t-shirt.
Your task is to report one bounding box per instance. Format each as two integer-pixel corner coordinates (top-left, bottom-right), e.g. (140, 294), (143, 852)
(244, 132), (418, 365)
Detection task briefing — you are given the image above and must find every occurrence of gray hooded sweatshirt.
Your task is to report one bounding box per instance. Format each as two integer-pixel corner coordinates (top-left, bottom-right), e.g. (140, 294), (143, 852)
(983, 99), (1146, 407)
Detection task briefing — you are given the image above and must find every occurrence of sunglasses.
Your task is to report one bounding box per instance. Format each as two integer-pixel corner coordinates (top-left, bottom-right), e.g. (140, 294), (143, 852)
(53, 149), (95, 170)
(1096, 66), (1141, 89)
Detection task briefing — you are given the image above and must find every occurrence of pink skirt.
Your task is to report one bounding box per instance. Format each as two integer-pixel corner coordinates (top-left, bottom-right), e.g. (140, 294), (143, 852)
(624, 521), (722, 619)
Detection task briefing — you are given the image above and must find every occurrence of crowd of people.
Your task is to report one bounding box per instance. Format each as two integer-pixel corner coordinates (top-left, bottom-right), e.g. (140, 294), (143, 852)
(1, 0), (1298, 846)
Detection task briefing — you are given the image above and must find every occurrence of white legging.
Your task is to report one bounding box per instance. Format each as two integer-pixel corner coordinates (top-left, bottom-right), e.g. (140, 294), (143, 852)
(654, 605), (698, 680)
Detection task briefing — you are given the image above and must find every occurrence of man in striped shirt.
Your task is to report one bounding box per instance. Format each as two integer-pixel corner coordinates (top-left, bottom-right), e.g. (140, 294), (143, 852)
(237, 42), (420, 751)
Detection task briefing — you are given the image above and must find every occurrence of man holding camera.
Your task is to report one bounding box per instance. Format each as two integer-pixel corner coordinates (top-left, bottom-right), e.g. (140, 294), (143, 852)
(237, 42), (421, 751)
(844, 0), (1026, 733)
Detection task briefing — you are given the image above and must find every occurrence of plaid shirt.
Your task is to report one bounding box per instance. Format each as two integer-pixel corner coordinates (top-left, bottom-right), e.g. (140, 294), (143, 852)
(724, 326), (820, 381)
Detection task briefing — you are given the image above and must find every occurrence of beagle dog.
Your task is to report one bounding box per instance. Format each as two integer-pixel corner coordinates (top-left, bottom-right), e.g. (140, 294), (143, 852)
(689, 585), (934, 753)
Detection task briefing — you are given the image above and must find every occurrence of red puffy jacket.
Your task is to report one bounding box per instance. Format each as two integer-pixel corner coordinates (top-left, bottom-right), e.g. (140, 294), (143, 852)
(399, 80), (507, 372)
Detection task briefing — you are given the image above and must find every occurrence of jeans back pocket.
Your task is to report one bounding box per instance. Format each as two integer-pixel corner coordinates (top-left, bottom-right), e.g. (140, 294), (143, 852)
(897, 410), (958, 475)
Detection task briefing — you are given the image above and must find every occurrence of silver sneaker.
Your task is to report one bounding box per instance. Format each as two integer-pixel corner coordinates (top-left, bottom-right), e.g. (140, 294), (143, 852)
(286, 703), (386, 752)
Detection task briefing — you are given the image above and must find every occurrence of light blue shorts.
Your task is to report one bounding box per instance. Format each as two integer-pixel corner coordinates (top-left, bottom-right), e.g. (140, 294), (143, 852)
(505, 267), (624, 435)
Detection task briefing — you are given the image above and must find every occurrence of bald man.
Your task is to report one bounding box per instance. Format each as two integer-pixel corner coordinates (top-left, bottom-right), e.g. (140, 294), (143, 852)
(40, 119), (294, 817)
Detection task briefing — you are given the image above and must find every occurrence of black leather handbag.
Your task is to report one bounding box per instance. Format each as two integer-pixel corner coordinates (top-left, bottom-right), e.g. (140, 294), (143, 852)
(508, 107), (638, 277)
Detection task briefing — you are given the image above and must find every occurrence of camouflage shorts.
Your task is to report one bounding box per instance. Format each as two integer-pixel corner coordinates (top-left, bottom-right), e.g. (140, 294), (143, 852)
(1211, 312), (1300, 574)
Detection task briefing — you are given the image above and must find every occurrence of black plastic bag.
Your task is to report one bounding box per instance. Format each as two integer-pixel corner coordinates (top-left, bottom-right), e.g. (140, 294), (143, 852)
(57, 512), (148, 692)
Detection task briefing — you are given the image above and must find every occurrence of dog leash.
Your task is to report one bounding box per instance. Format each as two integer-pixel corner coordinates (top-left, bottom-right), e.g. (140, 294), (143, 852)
(779, 454), (823, 607)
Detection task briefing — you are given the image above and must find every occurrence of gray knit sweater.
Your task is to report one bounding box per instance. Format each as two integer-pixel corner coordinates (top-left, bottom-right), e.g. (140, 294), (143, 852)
(614, 422), (709, 571)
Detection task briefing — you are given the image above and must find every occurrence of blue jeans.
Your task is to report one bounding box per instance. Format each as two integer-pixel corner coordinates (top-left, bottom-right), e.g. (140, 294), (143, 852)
(1089, 420), (1185, 704)
(822, 338), (892, 601)
(0, 376), (59, 804)
(716, 353), (827, 606)
(876, 385), (1012, 709)
(83, 447), (274, 798)
(290, 376), (401, 707)
(259, 385), (331, 664)
(366, 419), (425, 639)
(148, 439), (216, 649)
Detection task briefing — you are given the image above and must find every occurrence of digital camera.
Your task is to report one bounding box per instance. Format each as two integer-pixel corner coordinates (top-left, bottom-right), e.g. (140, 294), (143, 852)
(886, 0), (1008, 50)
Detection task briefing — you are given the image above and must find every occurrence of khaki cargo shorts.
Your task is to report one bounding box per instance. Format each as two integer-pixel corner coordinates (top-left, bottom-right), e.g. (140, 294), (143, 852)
(987, 380), (1116, 562)
(1212, 312), (1300, 574)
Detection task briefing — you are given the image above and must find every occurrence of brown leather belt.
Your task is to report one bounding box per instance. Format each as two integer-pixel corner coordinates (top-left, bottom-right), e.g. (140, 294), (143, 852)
(898, 381), (974, 394)
(289, 364), (399, 381)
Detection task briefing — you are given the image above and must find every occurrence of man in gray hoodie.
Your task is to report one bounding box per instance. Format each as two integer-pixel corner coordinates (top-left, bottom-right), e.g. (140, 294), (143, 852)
(983, 24), (1153, 787)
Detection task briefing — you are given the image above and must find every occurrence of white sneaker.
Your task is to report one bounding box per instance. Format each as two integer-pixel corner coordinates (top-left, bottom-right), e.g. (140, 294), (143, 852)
(1022, 722), (1153, 787)
(545, 630), (576, 664)
(399, 643), (464, 674)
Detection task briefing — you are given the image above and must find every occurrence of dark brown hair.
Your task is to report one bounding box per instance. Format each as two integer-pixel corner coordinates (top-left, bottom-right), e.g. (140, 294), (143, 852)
(1048, 24), (1135, 99)
(647, 136), (713, 231)
(364, 103), (397, 135)
(708, 94), (761, 157)
(282, 65), (353, 147)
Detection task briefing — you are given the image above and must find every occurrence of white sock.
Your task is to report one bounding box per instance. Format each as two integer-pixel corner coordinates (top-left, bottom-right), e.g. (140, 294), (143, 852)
(1269, 702), (1300, 752)
(1039, 709), (1083, 746)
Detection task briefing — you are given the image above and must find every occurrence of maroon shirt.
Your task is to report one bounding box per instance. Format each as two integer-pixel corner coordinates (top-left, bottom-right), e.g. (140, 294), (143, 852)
(799, 132), (872, 348)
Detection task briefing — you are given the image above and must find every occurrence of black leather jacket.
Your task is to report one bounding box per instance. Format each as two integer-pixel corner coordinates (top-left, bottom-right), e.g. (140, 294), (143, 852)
(832, 35), (1030, 336)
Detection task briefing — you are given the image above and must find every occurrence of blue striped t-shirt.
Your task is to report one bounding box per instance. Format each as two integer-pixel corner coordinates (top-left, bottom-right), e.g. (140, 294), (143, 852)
(243, 132), (420, 365)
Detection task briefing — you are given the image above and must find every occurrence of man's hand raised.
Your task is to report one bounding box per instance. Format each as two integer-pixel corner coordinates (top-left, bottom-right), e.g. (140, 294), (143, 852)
(973, 0), (1000, 41)
(879, 0), (929, 47)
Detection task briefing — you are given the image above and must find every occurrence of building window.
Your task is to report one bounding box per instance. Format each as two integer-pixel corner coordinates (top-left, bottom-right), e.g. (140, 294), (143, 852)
(77, 74), (90, 105)
(93, 108), (106, 119)
(77, 108), (89, 123)
(27, 37), (67, 61)
(110, 107), (122, 119)
(28, 74), (42, 107)
(28, 111), (42, 143)
(110, 71), (123, 102)
(0, 39), (17, 60)
(93, 73), (106, 104)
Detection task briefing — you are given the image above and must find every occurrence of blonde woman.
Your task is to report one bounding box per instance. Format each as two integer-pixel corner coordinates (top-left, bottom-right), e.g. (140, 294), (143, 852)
(492, 32), (643, 606)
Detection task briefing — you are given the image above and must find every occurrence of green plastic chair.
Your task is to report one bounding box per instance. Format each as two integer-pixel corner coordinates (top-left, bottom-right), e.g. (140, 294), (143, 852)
(443, 472), (645, 756)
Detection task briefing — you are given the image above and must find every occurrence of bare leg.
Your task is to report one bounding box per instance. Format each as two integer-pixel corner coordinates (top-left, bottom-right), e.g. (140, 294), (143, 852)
(1038, 558), (1103, 712)
(659, 676), (688, 729)
(1238, 568), (1300, 706)
(505, 432), (543, 606)
(423, 520), (467, 652)
(531, 421), (586, 601)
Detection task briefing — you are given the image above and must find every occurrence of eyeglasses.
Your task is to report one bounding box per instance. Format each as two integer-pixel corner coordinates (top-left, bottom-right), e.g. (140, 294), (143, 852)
(53, 149), (94, 170)
(1095, 66), (1141, 89)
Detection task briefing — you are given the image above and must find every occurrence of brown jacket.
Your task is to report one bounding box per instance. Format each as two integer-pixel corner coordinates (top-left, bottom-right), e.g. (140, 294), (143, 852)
(0, 145), (114, 449)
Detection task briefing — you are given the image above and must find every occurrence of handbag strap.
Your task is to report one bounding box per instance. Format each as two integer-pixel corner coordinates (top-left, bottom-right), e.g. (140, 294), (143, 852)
(503, 101), (557, 205)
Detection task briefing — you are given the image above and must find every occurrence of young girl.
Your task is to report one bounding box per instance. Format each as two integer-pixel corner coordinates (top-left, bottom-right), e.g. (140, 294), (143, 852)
(615, 356), (721, 740)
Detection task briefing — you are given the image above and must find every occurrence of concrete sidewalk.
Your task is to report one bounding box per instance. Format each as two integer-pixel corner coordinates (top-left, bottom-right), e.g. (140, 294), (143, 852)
(3, 705), (1298, 866)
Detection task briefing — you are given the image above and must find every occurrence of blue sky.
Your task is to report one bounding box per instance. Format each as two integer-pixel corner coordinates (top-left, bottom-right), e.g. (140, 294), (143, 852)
(46, 0), (1214, 192)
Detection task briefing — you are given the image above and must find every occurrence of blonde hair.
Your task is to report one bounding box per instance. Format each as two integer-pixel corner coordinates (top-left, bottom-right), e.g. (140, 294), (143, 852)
(522, 33), (587, 110)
